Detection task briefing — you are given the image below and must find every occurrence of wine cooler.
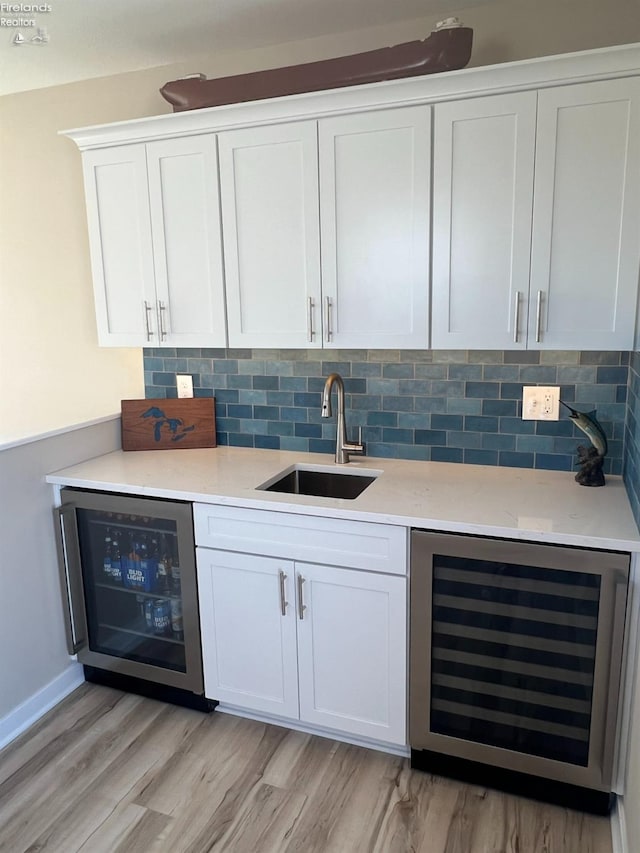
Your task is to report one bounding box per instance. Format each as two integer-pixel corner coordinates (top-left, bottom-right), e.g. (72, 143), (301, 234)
(410, 530), (629, 813)
(55, 488), (208, 704)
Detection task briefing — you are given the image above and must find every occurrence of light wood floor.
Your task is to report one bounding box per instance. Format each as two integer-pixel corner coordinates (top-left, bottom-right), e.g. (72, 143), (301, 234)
(0, 683), (612, 853)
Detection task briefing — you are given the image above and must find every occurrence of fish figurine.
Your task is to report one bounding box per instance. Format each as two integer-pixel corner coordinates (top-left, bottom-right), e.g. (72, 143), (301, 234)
(559, 401), (608, 457)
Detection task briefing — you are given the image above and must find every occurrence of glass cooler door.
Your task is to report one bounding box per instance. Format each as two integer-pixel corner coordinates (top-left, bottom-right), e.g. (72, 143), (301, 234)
(57, 489), (203, 693)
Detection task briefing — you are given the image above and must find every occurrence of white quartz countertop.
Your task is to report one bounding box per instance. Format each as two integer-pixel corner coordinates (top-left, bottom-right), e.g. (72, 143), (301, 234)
(47, 447), (640, 552)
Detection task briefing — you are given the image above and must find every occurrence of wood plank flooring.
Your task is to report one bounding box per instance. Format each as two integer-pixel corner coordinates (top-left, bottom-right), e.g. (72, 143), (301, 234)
(0, 684), (613, 853)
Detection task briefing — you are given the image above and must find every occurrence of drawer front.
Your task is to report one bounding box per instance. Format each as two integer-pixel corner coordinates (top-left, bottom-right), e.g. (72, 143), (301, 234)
(194, 504), (408, 575)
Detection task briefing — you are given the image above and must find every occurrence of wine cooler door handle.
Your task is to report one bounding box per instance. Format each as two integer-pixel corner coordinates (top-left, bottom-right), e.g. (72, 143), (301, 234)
(600, 573), (629, 788)
(54, 505), (87, 655)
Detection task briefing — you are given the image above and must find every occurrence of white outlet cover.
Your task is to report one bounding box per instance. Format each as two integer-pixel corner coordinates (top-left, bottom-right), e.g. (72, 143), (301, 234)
(522, 386), (560, 421)
(176, 375), (194, 398)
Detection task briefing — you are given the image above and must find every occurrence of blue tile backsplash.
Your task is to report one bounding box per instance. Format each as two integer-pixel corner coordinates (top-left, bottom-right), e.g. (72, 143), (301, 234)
(623, 351), (640, 528)
(144, 348), (629, 477)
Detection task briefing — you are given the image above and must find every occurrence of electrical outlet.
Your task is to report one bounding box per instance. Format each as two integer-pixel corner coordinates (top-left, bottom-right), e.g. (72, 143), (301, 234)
(176, 375), (194, 398)
(522, 386), (560, 421)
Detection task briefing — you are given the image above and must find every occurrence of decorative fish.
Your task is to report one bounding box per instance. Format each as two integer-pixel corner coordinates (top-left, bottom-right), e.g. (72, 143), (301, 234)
(560, 401), (608, 457)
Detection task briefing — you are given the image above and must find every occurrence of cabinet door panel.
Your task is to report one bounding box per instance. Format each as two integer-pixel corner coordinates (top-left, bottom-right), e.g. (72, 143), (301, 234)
(530, 78), (640, 349)
(320, 107), (430, 348)
(147, 136), (227, 347)
(296, 564), (406, 744)
(219, 122), (322, 348)
(197, 549), (299, 717)
(82, 145), (155, 346)
(432, 93), (537, 349)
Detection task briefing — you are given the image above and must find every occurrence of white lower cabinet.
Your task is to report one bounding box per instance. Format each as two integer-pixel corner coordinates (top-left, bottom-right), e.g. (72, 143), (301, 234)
(196, 546), (407, 746)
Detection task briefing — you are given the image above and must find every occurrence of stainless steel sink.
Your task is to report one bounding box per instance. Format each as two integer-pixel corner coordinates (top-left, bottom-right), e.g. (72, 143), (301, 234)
(258, 466), (378, 500)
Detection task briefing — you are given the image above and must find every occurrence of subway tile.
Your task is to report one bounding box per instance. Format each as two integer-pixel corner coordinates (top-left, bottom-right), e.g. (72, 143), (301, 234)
(239, 419), (269, 435)
(295, 422), (322, 438)
(280, 376), (308, 392)
(165, 388), (178, 399)
(195, 388), (214, 399)
(226, 348), (253, 360)
(383, 395), (415, 412)
(432, 380), (464, 397)
(446, 431), (483, 449)
(482, 434), (516, 451)
(351, 361), (382, 378)
(580, 351), (622, 365)
(540, 350), (580, 365)
(214, 359), (238, 374)
(574, 384), (617, 404)
(351, 394), (382, 411)
(431, 414), (464, 431)
(400, 349), (433, 363)
(146, 387), (167, 399)
(309, 438), (338, 455)
(294, 392), (321, 408)
(448, 364), (482, 381)
(515, 435), (554, 453)
(431, 447), (464, 463)
(265, 360), (294, 376)
(253, 375), (279, 390)
(344, 378), (367, 394)
(199, 348), (227, 358)
(399, 379), (432, 395)
(227, 404), (253, 419)
(239, 359), (265, 375)
(536, 419), (576, 437)
(415, 364), (447, 380)
(227, 374), (252, 390)
(503, 351), (540, 364)
(499, 451), (535, 468)
(238, 389), (267, 405)
(596, 366), (628, 384)
(368, 349), (400, 362)
(433, 350), (467, 363)
(367, 411), (398, 427)
(293, 361), (322, 376)
(308, 377), (327, 393)
(617, 385), (628, 404)
(398, 412), (429, 429)
(363, 426), (383, 442)
(227, 432), (253, 448)
(414, 396), (446, 413)
(255, 435), (280, 450)
(464, 416), (499, 433)
(446, 398), (482, 415)
(519, 365), (557, 383)
(322, 361), (351, 376)
(185, 358), (212, 374)
(280, 406), (308, 422)
(143, 357), (164, 371)
(213, 389), (239, 404)
(557, 365), (597, 384)
(415, 429), (447, 445)
(254, 405), (280, 420)
(152, 372), (177, 387)
(535, 453), (573, 471)
(464, 449), (498, 465)
(216, 417), (241, 432)
(466, 381), (500, 399)
(468, 350), (503, 364)
(280, 436), (310, 452)
(399, 445), (432, 461)
(483, 365), (520, 381)
(216, 432), (228, 445)
(382, 428), (414, 444)
(500, 382), (524, 400)
(383, 363), (414, 379)
(482, 399), (517, 417)
(368, 378), (400, 395)
(266, 391), (294, 406)
(366, 443), (400, 458)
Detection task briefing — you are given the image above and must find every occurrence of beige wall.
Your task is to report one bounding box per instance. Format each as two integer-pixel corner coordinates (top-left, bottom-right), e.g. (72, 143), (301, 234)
(1, 0), (639, 443)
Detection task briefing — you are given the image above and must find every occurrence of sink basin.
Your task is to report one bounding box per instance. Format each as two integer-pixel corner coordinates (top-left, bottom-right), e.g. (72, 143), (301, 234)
(258, 466), (378, 500)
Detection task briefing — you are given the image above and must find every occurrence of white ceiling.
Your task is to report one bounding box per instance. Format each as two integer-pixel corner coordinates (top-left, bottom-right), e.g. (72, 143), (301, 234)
(0, 0), (493, 97)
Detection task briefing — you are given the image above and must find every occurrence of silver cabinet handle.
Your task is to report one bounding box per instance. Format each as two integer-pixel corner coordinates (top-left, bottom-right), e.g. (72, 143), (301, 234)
(307, 297), (315, 343)
(601, 574), (629, 788)
(535, 290), (543, 343)
(278, 570), (288, 616)
(54, 505), (86, 655)
(144, 300), (154, 341)
(513, 291), (521, 343)
(325, 296), (333, 343)
(297, 574), (306, 620)
(158, 300), (168, 342)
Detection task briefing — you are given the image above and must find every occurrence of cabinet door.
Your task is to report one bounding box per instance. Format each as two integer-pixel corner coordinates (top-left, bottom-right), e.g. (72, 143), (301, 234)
(196, 549), (299, 717)
(296, 564), (406, 745)
(82, 145), (156, 347)
(319, 107), (431, 349)
(219, 122), (322, 348)
(147, 136), (227, 347)
(432, 92), (537, 349)
(530, 78), (640, 350)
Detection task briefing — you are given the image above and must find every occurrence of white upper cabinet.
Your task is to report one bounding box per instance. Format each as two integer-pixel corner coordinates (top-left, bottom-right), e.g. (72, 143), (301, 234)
(530, 78), (640, 350)
(83, 145), (156, 347)
(319, 107), (431, 349)
(146, 137), (227, 348)
(218, 121), (322, 348)
(82, 137), (226, 348)
(433, 79), (640, 350)
(431, 93), (537, 349)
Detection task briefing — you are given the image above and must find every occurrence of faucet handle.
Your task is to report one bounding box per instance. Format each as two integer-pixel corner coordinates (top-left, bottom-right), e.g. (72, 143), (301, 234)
(345, 426), (365, 455)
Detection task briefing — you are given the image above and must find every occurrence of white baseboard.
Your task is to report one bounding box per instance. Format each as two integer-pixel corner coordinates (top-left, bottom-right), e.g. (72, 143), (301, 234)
(611, 797), (628, 853)
(0, 663), (84, 752)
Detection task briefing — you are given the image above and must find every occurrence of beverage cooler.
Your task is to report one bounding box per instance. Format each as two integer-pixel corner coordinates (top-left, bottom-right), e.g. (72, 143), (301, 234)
(55, 488), (212, 709)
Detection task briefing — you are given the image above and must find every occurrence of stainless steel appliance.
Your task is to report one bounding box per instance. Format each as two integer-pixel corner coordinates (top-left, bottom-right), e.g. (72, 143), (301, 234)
(410, 530), (629, 813)
(55, 488), (211, 709)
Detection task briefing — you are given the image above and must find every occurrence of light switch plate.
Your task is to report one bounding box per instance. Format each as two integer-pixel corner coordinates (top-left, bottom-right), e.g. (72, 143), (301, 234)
(522, 386), (560, 420)
(176, 375), (194, 398)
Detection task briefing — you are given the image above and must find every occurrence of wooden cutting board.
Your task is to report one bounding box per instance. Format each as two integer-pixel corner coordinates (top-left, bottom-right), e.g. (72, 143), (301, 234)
(121, 399), (216, 451)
